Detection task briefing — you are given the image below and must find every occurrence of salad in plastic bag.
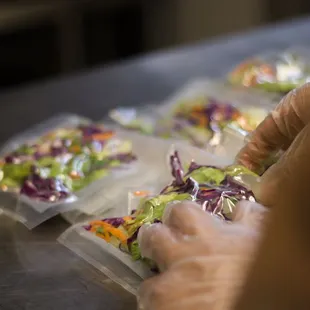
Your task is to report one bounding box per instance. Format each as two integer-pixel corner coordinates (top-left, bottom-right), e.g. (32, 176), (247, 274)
(110, 96), (267, 150)
(82, 151), (258, 271)
(158, 96), (266, 148)
(228, 49), (310, 93)
(0, 123), (136, 203)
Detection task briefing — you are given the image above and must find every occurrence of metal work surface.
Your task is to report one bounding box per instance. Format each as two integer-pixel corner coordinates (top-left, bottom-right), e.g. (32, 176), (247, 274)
(0, 17), (310, 310)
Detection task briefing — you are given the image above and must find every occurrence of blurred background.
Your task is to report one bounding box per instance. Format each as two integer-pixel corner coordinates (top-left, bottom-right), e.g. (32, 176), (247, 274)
(0, 0), (309, 90)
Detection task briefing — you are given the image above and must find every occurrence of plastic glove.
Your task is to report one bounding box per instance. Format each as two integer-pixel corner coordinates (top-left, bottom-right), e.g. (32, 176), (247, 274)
(234, 122), (310, 310)
(137, 200), (267, 310)
(236, 83), (310, 174)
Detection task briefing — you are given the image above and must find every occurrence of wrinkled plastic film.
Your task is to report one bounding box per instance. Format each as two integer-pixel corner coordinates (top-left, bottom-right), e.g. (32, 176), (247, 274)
(0, 191), (72, 229)
(128, 187), (155, 215)
(58, 225), (153, 295)
(0, 114), (90, 156)
(213, 124), (248, 159)
(109, 104), (161, 136)
(62, 184), (159, 225)
(165, 146), (258, 220)
(166, 142), (234, 171)
(61, 133), (174, 224)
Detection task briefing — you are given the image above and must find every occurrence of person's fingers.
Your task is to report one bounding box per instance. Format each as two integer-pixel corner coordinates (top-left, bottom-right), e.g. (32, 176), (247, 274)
(138, 223), (178, 270)
(138, 256), (249, 310)
(258, 122), (310, 221)
(236, 83), (310, 173)
(237, 113), (287, 172)
(232, 200), (268, 230)
(138, 275), (162, 310)
(138, 221), (218, 270)
(138, 258), (223, 310)
(162, 201), (222, 236)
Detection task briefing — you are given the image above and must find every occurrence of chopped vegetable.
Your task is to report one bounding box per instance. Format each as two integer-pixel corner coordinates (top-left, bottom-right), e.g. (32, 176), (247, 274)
(0, 123), (136, 202)
(85, 150), (258, 270)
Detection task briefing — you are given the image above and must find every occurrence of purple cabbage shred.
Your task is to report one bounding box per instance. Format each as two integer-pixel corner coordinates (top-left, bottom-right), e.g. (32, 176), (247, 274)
(20, 169), (70, 202)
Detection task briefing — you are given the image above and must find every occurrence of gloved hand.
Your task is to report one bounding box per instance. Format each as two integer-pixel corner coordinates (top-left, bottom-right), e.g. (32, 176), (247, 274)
(234, 121), (310, 310)
(236, 83), (310, 174)
(137, 200), (267, 310)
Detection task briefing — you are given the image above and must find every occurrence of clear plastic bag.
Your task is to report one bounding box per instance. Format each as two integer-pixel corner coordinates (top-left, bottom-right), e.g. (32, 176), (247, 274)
(61, 132), (175, 224)
(227, 46), (310, 94)
(109, 104), (159, 136)
(108, 79), (277, 162)
(58, 145), (259, 294)
(61, 138), (232, 225)
(58, 223), (153, 295)
(213, 124), (249, 159)
(62, 185), (158, 225)
(0, 114), (151, 228)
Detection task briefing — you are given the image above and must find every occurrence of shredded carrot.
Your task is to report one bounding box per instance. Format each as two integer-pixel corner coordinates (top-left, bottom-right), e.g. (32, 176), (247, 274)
(191, 105), (205, 113)
(95, 233), (106, 241)
(0, 184), (8, 191)
(133, 190), (150, 197)
(103, 231), (111, 242)
(260, 64), (274, 75)
(91, 131), (115, 141)
(232, 111), (242, 120)
(243, 72), (258, 87)
(89, 220), (127, 243)
(190, 112), (208, 127)
(89, 220), (108, 226)
(200, 186), (213, 191)
(123, 216), (132, 222)
(69, 145), (81, 153)
(90, 226), (97, 233)
(69, 171), (81, 179)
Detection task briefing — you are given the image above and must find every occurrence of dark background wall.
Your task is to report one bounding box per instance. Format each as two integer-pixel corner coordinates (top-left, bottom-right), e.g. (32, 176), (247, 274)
(0, 0), (309, 90)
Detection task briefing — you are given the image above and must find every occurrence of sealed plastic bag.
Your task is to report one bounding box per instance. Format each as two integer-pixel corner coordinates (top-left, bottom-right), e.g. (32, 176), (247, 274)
(58, 146), (259, 294)
(109, 79), (277, 160)
(61, 185), (156, 225)
(109, 104), (159, 136)
(0, 114), (145, 228)
(228, 47), (310, 93)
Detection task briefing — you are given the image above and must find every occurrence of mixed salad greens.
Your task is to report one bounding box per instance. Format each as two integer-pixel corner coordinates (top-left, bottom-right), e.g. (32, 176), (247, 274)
(0, 124), (136, 202)
(84, 151), (257, 270)
(110, 97), (266, 149)
(228, 51), (310, 93)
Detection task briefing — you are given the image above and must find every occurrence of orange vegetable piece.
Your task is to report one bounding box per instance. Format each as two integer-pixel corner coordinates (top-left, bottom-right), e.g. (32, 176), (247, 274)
(133, 190), (150, 197)
(191, 105), (205, 113)
(89, 220), (127, 243)
(69, 171), (81, 179)
(123, 216), (133, 222)
(103, 231), (111, 242)
(91, 131), (115, 141)
(190, 112), (208, 127)
(0, 184), (8, 191)
(69, 145), (81, 153)
(260, 64), (274, 76)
